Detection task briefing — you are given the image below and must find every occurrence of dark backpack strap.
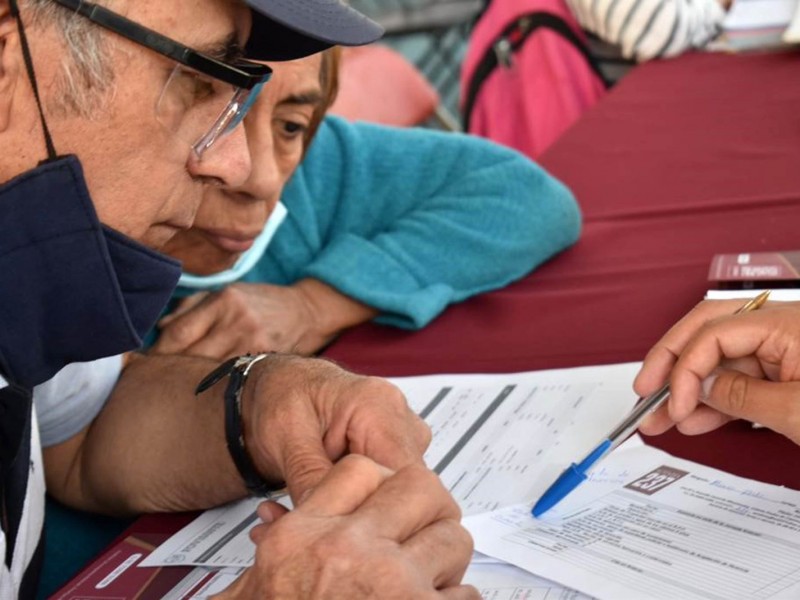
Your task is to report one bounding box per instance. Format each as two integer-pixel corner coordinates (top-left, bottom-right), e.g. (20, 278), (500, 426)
(463, 11), (611, 131)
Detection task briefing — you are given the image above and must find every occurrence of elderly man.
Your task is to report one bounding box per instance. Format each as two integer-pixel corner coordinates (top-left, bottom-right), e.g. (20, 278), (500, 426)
(0, 1), (476, 598)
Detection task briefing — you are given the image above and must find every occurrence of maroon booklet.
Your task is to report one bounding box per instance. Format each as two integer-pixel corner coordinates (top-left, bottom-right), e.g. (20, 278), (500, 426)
(708, 251), (800, 289)
(49, 514), (196, 600)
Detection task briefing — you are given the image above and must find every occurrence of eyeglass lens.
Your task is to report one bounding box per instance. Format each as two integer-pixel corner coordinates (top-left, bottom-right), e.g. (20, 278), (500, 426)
(156, 65), (261, 157)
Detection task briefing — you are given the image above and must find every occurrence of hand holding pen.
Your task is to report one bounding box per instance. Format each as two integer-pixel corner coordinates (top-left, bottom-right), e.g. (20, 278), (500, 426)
(533, 291), (771, 517)
(634, 291), (800, 441)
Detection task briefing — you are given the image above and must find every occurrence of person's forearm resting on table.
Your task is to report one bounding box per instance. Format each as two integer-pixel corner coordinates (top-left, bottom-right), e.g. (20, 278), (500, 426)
(41, 352), (426, 515)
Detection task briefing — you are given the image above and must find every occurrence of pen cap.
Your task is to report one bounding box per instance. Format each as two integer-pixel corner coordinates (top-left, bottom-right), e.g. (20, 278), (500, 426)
(532, 465), (587, 517)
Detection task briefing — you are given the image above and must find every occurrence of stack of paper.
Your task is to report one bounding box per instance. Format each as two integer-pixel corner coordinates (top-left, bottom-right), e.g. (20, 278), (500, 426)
(139, 363), (800, 599)
(712, 0), (799, 51)
(141, 363), (642, 597)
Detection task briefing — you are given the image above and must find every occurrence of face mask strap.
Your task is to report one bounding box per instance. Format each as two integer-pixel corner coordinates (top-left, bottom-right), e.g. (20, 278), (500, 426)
(9, 0), (58, 161)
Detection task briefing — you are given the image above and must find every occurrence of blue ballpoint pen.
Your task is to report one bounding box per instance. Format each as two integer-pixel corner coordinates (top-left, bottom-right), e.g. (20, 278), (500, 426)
(532, 290), (771, 518)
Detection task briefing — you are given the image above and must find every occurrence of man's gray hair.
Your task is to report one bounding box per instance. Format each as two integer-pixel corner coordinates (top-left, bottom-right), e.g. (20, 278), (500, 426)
(22, 0), (115, 117)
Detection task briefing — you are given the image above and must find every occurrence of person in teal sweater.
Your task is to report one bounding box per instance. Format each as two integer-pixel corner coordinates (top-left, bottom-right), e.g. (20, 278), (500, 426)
(42, 48), (581, 598)
(151, 48), (582, 359)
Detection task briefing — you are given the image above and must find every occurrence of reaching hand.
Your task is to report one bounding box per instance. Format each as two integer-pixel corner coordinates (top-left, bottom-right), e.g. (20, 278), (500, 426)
(635, 300), (800, 444)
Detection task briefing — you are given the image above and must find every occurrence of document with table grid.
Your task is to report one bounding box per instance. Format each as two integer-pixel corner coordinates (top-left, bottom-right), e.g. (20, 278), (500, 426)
(467, 442), (800, 600)
(392, 363), (642, 517)
(140, 362), (800, 600)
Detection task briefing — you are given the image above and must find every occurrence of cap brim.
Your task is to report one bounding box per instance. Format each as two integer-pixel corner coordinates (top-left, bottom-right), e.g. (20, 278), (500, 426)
(245, 0), (384, 60)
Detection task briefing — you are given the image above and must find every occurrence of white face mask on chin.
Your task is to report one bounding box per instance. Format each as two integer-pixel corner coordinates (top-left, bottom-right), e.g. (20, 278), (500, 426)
(178, 202), (288, 291)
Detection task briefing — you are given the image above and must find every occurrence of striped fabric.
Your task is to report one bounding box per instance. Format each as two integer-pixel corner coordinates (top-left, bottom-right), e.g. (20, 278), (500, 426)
(567, 0), (726, 64)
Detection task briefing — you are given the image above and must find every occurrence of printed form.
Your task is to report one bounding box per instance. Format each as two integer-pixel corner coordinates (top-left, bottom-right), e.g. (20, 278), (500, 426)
(393, 363), (641, 516)
(150, 562), (592, 599)
(467, 443), (800, 600)
(142, 363), (641, 568)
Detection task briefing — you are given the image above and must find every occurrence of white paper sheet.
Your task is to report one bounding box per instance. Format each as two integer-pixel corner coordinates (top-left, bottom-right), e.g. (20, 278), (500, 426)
(724, 0), (797, 30)
(464, 562), (594, 599)
(160, 567), (245, 600)
(143, 363), (641, 568)
(706, 288), (800, 301)
(391, 363), (641, 516)
(467, 443), (800, 600)
(141, 497), (265, 568)
(784, 0), (800, 40)
(156, 557), (592, 599)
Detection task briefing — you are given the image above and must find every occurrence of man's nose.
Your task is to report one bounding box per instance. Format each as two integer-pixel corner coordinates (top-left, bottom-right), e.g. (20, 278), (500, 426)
(187, 124), (252, 188)
(234, 125), (283, 203)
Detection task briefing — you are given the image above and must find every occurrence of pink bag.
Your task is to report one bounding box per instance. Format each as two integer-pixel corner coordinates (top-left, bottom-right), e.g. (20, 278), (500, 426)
(461, 0), (608, 158)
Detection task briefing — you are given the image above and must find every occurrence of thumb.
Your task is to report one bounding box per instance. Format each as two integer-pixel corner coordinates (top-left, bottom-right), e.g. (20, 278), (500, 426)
(273, 422), (335, 505)
(704, 369), (800, 444)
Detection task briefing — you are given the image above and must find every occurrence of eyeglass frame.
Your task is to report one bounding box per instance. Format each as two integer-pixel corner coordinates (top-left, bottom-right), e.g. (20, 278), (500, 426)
(52, 0), (272, 90)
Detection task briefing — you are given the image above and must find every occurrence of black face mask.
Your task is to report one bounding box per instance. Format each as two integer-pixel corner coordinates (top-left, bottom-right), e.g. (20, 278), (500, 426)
(0, 156), (182, 387)
(0, 1), (181, 388)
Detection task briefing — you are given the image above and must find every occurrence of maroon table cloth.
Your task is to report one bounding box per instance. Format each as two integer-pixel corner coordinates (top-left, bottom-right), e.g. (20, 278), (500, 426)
(56, 50), (800, 599)
(325, 50), (800, 489)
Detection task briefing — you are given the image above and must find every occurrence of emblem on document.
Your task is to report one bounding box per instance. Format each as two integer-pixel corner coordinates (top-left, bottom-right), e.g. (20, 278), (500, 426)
(624, 466), (688, 496)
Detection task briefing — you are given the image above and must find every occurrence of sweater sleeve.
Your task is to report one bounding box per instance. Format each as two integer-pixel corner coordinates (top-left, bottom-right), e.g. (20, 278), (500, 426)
(567, 0), (725, 61)
(264, 116), (581, 330)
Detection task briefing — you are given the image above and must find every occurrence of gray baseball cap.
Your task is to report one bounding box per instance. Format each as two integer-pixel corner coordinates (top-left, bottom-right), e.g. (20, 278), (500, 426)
(245, 0), (384, 60)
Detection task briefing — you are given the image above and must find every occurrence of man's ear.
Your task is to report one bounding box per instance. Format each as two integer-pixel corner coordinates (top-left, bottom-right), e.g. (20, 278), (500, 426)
(0, 1), (21, 133)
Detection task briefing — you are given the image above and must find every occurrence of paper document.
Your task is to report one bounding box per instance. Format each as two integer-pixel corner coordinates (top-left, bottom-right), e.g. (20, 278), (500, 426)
(149, 554), (591, 599)
(391, 363), (641, 516)
(724, 0), (797, 30)
(784, 0), (800, 40)
(141, 496), (265, 568)
(144, 363), (641, 568)
(706, 288), (800, 301)
(464, 562), (594, 599)
(467, 443), (800, 600)
(161, 567), (245, 600)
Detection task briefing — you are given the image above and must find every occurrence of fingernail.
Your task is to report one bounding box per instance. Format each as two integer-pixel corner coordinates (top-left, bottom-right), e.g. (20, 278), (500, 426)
(701, 373), (719, 400)
(256, 502), (275, 524)
(297, 489), (314, 506)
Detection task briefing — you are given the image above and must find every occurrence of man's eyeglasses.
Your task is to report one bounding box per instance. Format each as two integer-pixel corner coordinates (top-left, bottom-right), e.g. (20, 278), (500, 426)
(53, 0), (272, 157)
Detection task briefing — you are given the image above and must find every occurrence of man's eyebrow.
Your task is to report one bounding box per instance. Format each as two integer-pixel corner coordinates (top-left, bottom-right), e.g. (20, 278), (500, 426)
(281, 91), (325, 107)
(197, 32), (243, 62)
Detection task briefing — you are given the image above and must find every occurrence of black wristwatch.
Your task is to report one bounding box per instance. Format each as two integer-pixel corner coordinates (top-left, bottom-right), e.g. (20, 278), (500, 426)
(196, 353), (280, 496)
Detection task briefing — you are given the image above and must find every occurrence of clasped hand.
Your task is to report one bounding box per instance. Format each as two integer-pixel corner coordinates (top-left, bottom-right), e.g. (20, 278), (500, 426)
(213, 354), (478, 598)
(213, 456), (478, 599)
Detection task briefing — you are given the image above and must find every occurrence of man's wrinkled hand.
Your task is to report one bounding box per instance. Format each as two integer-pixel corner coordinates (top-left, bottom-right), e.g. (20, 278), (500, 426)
(241, 354), (432, 503)
(211, 456), (479, 600)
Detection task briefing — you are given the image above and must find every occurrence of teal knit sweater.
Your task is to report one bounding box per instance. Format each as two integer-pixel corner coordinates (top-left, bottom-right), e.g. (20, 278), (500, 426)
(210, 115), (582, 329)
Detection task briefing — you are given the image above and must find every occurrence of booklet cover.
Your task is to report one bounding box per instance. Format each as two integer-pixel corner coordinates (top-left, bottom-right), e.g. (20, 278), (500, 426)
(708, 251), (800, 288)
